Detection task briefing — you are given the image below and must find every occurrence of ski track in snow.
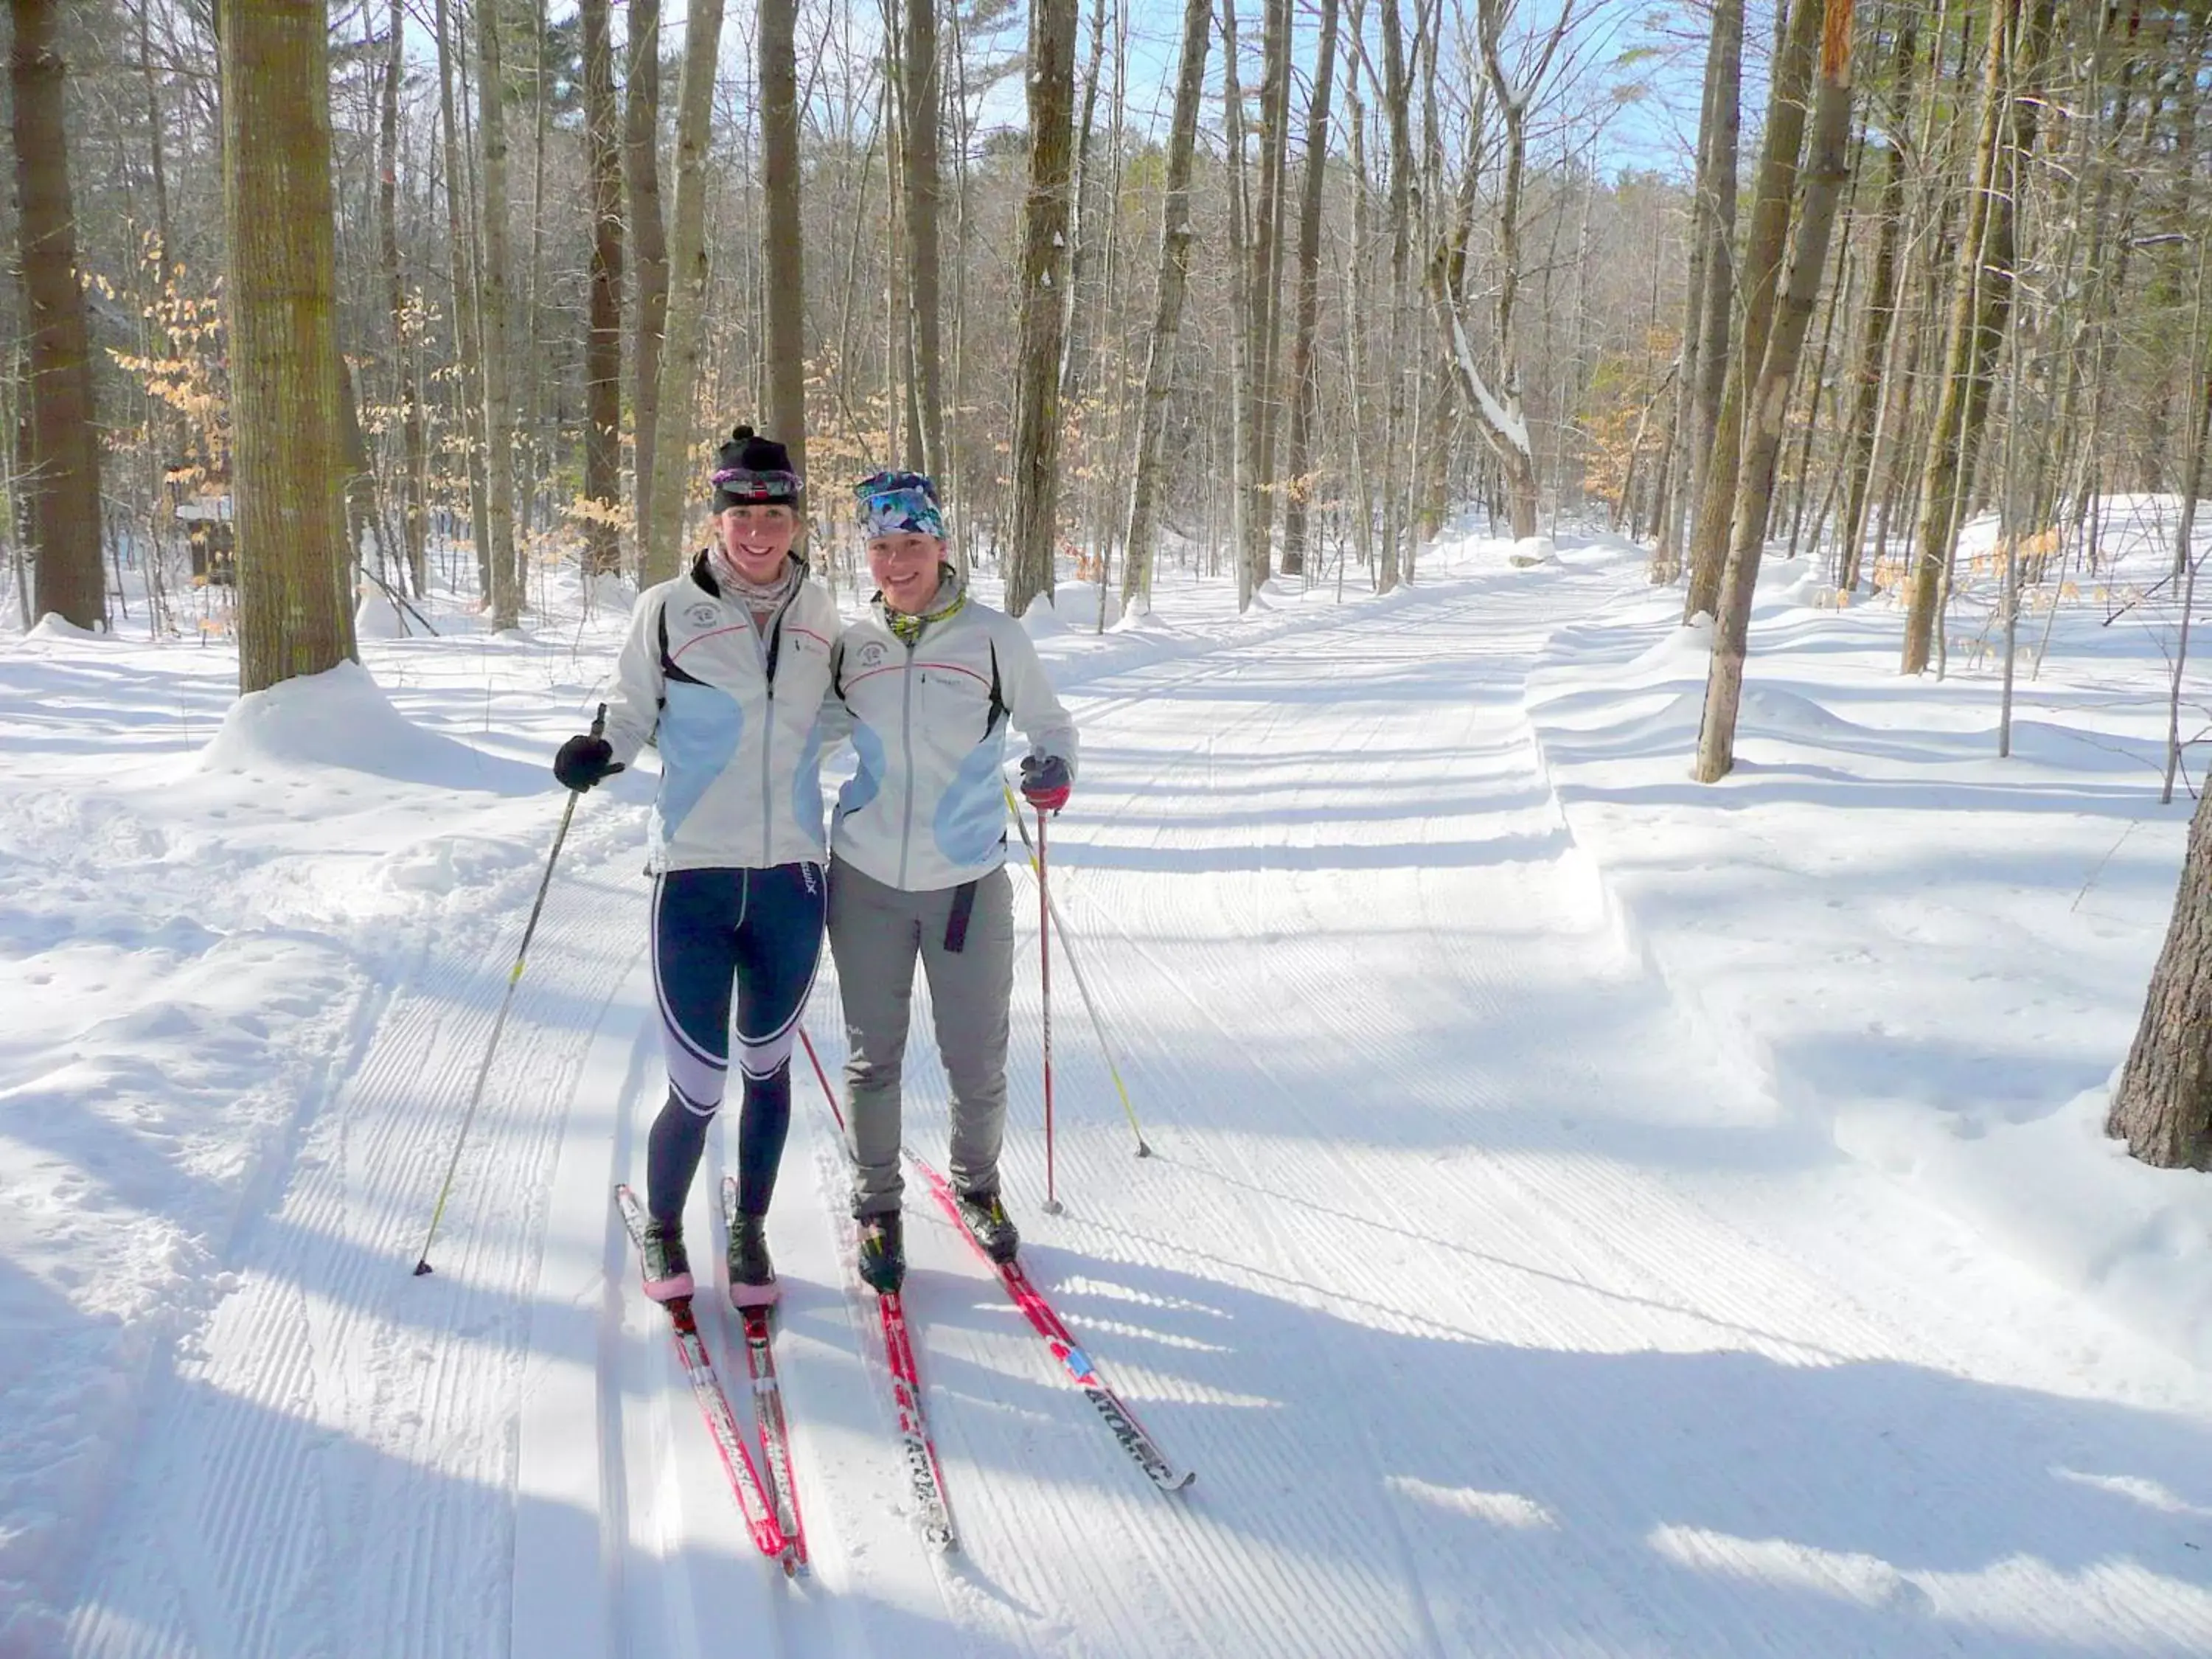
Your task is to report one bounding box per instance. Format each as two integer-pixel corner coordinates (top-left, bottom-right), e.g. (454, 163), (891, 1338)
(50, 557), (2212, 1656)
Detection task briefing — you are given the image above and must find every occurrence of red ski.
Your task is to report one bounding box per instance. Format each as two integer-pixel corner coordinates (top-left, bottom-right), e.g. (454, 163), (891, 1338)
(614, 1185), (793, 1573)
(722, 1178), (810, 1574)
(915, 1157), (1194, 1494)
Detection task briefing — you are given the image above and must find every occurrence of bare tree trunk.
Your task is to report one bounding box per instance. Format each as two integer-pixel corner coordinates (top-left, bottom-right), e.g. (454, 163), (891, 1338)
(903, 0), (945, 476)
(1377, 0), (1413, 590)
(626, 0), (669, 556)
(1057, 0), (1108, 404)
(2110, 765), (2212, 1168)
(1902, 0), (2055, 672)
(1696, 0), (1858, 784)
(220, 0), (356, 689)
(1245, 0), (1293, 582)
(434, 0), (491, 601)
(1680, 0), (1745, 567)
(1835, 97), (1908, 590)
(762, 0), (807, 478)
(1222, 0), (1259, 608)
(1118, 0), (1211, 606)
(1004, 0), (1080, 617)
(1684, 0), (1820, 622)
(582, 0), (625, 578)
(476, 0), (521, 627)
(10, 0), (106, 629)
(1652, 0), (1743, 582)
(643, 0), (728, 583)
(1279, 0), (1340, 578)
(379, 0), (427, 595)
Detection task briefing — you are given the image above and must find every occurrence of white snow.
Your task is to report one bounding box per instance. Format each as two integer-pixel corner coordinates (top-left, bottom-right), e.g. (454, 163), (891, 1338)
(8, 516), (2212, 1657)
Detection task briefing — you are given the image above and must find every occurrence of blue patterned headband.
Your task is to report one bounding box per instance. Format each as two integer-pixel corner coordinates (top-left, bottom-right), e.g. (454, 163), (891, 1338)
(854, 470), (946, 541)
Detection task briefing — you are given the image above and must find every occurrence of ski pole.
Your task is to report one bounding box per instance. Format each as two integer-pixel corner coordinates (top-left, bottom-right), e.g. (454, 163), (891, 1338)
(1004, 785), (1152, 1156)
(1037, 802), (1062, 1215)
(798, 1025), (846, 1134)
(413, 704), (609, 1276)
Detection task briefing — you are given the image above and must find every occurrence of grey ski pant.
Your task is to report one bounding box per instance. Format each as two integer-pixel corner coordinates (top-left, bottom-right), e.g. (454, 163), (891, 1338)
(827, 858), (1014, 1216)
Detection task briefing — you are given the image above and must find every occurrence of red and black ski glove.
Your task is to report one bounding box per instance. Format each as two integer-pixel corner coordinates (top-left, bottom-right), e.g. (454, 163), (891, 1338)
(1019, 752), (1072, 814)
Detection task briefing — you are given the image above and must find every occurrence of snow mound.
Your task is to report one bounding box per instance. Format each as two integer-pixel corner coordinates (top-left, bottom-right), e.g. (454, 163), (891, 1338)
(1110, 594), (1172, 633)
(1630, 618), (1714, 675)
(1754, 554), (1812, 593)
(29, 612), (105, 640)
(1509, 535), (1557, 568)
(1739, 684), (1868, 739)
(1778, 563), (1840, 607)
(354, 587), (408, 640)
(200, 661), (542, 793)
(1020, 594), (1072, 637)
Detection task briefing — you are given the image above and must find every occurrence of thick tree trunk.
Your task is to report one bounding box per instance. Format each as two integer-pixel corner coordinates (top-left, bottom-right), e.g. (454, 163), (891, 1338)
(10, 0), (106, 629)
(1684, 0), (1819, 623)
(1696, 0), (1858, 784)
(1245, 0), (1293, 584)
(1118, 0), (1212, 606)
(380, 0), (428, 595)
(761, 0), (807, 480)
(643, 0), (727, 584)
(903, 0), (945, 476)
(2110, 776), (2212, 1169)
(220, 0), (356, 689)
(581, 0), (625, 578)
(1279, 0), (1340, 578)
(1004, 0), (1080, 618)
(476, 0), (521, 627)
(1222, 0), (1259, 608)
(626, 0), (669, 555)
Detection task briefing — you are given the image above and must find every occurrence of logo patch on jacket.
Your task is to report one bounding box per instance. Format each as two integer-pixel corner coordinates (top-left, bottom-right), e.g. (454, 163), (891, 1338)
(686, 602), (720, 627)
(859, 642), (888, 668)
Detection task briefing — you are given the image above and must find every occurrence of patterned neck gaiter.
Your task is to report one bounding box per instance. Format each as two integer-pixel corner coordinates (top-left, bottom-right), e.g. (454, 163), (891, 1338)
(884, 564), (964, 647)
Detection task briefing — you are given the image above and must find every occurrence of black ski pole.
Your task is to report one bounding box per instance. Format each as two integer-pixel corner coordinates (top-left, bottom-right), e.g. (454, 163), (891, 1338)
(413, 704), (611, 1275)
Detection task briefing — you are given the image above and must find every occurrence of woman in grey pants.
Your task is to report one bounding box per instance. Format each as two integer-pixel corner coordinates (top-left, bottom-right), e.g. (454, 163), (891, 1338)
(827, 470), (1077, 1294)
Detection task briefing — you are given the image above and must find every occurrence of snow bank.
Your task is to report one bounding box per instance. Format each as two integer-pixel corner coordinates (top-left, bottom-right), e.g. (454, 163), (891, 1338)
(1510, 535), (1557, 568)
(200, 660), (542, 793)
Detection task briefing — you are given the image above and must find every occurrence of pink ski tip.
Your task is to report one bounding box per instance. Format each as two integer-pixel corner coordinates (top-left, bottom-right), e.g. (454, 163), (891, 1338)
(729, 1278), (781, 1310)
(642, 1270), (696, 1303)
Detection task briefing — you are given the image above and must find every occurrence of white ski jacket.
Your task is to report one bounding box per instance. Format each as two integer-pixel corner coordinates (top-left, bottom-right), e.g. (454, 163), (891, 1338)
(601, 553), (844, 873)
(830, 582), (1078, 892)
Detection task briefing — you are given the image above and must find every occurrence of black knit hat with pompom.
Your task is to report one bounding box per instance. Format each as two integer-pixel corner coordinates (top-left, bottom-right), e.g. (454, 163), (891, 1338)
(709, 425), (801, 509)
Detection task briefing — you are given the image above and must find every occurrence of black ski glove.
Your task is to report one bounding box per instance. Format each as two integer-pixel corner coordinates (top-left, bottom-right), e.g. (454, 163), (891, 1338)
(554, 734), (622, 793)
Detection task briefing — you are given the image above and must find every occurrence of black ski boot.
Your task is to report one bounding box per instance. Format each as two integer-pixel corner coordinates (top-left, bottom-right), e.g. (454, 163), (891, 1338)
(955, 1189), (1020, 1265)
(857, 1210), (905, 1295)
(728, 1209), (779, 1308)
(639, 1217), (694, 1302)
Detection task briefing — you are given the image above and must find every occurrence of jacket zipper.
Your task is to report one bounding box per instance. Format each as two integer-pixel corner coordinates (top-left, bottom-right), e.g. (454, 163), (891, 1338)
(897, 628), (918, 890)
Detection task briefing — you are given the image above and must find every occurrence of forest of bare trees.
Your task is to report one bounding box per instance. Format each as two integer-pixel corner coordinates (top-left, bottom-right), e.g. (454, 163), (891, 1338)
(13, 4), (2212, 1145)
(13, 0), (2207, 647)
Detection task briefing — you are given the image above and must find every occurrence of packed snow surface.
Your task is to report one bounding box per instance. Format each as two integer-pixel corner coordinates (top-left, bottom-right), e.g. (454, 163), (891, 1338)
(7, 514), (2212, 1657)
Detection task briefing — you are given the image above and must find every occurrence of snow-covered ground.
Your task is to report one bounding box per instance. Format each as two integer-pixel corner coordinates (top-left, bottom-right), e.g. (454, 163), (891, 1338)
(7, 514), (2212, 1657)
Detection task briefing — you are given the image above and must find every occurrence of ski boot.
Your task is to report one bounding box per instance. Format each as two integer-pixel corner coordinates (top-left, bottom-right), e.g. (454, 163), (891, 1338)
(639, 1217), (694, 1302)
(857, 1209), (905, 1295)
(728, 1209), (779, 1308)
(955, 1189), (1020, 1265)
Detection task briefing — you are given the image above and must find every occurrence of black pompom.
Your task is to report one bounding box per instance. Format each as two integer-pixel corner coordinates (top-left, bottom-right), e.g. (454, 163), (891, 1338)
(731, 424), (754, 442)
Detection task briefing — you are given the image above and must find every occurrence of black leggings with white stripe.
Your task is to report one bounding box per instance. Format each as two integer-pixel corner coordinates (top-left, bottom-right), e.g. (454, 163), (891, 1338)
(647, 861), (825, 1225)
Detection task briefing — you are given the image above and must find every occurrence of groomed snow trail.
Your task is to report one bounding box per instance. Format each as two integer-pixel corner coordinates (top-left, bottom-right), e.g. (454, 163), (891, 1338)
(59, 556), (2212, 1658)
